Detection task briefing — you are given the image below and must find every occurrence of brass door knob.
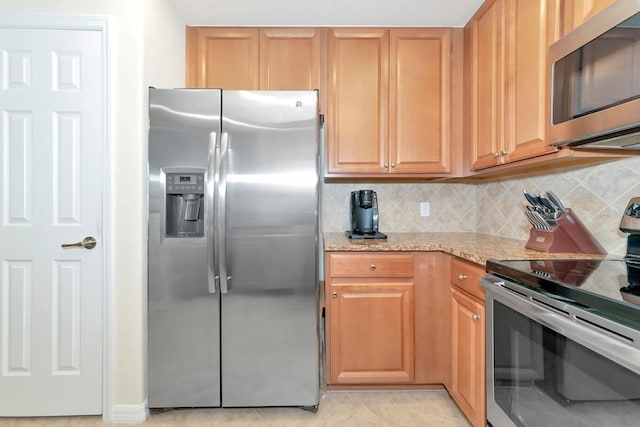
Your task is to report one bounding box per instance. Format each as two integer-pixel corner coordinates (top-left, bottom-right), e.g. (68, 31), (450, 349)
(61, 236), (97, 250)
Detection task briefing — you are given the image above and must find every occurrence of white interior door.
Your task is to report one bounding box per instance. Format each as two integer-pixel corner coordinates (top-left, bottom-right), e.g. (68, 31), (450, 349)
(0, 27), (104, 416)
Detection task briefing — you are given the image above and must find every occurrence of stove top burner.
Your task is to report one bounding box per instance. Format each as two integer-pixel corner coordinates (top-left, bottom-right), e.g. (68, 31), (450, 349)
(486, 258), (640, 331)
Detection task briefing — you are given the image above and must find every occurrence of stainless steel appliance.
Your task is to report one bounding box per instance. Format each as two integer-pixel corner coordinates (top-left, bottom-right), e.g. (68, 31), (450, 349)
(549, 0), (640, 149)
(481, 206), (640, 427)
(482, 261), (640, 427)
(482, 197), (640, 426)
(148, 89), (320, 410)
(345, 190), (387, 240)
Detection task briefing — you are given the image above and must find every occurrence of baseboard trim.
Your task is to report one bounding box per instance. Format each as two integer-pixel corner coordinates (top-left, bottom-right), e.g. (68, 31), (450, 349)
(109, 401), (148, 424)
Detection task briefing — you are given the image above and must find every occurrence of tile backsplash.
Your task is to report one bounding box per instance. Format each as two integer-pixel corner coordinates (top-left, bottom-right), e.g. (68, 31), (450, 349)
(321, 182), (477, 234)
(321, 156), (640, 256)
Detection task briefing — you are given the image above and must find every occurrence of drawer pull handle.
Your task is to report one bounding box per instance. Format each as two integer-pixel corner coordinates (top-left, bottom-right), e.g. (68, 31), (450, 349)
(370, 264), (377, 271)
(458, 274), (468, 281)
(472, 314), (480, 321)
(332, 291), (337, 298)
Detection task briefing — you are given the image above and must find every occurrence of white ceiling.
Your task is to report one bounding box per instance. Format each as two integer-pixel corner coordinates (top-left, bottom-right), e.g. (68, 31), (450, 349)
(169, 0), (485, 27)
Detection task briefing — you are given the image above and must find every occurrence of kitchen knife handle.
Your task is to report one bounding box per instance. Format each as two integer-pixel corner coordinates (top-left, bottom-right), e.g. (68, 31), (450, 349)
(207, 131), (218, 294)
(546, 191), (567, 212)
(523, 189), (540, 208)
(218, 132), (230, 294)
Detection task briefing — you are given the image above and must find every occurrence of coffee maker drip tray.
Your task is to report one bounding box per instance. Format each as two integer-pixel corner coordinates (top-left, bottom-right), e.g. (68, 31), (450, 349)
(345, 231), (388, 240)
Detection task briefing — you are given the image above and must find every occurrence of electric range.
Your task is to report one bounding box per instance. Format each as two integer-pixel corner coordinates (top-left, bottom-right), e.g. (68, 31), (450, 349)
(485, 257), (640, 332)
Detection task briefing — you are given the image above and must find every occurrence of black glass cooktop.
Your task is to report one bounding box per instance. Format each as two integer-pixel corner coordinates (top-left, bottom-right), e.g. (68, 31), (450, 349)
(486, 258), (640, 331)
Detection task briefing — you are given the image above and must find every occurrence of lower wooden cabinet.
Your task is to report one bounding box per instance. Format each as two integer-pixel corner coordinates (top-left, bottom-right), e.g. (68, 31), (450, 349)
(324, 252), (449, 386)
(329, 281), (415, 384)
(449, 257), (486, 427)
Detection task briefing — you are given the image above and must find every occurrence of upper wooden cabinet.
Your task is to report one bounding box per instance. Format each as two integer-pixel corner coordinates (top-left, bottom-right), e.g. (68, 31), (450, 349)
(467, 0), (503, 170)
(186, 27), (323, 107)
(259, 28), (322, 93)
(186, 27), (259, 89)
(326, 28), (461, 176)
(326, 29), (388, 175)
(561, 0), (616, 36)
(391, 29), (456, 175)
(468, 0), (560, 171)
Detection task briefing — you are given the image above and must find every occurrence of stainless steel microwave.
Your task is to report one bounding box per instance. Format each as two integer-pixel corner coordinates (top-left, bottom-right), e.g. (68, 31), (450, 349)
(549, 0), (640, 149)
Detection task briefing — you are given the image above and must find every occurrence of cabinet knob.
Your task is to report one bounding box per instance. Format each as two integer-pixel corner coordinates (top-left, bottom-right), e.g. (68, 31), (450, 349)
(370, 264), (377, 271)
(472, 314), (480, 321)
(332, 291), (337, 298)
(500, 150), (509, 157)
(391, 163), (396, 168)
(494, 152), (501, 158)
(457, 273), (468, 281)
(384, 163), (389, 168)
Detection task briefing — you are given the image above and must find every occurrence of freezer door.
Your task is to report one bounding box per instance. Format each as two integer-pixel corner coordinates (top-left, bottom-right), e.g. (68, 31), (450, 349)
(148, 88), (222, 408)
(220, 91), (320, 407)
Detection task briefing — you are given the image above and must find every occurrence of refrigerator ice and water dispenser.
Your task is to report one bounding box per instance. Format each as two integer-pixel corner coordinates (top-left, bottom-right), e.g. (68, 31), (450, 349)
(164, 171), (205, 237)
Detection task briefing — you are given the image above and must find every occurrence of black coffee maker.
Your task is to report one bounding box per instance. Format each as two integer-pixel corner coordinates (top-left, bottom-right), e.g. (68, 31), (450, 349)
(345, 190), (387, 239)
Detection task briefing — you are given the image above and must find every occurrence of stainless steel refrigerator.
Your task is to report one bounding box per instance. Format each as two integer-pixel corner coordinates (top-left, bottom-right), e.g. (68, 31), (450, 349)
(147, 89), (320, 410)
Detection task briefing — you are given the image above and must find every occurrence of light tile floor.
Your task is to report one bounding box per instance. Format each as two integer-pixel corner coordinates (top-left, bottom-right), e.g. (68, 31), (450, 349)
(0, 390), (470, 426)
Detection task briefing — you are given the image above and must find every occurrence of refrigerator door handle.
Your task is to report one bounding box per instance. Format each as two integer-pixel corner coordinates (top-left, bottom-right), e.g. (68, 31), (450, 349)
(207, 131), (219, 293)
(218, 132), (231, 294)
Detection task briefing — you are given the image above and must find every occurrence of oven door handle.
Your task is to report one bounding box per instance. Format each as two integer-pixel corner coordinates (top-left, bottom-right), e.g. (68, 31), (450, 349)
(483, 277), (640, 376)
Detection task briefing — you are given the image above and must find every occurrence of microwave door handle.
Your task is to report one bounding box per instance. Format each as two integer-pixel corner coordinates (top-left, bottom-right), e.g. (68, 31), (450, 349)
(218, 132), (230, 294)
(207, 131), (219, 293)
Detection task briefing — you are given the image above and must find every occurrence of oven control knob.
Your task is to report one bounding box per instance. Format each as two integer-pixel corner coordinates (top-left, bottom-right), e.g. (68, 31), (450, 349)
(627, 202), (640, 218)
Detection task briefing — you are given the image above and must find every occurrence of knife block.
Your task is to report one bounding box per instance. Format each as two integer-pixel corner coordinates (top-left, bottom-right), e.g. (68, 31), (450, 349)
(525, 209), (606, 254)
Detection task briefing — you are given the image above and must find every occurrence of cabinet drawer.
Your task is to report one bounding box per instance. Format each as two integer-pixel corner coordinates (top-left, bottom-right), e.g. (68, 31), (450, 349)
(329, 253), (415, 278)
(450, 257), (485, 301)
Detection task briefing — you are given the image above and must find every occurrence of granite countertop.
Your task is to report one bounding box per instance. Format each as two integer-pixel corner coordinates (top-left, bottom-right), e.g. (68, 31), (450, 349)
(323, 232), (607, 265)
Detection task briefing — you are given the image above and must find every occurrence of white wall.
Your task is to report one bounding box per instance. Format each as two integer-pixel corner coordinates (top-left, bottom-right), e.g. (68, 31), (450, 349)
(0, 0), (148, 414)
(144, 0), (186, 89)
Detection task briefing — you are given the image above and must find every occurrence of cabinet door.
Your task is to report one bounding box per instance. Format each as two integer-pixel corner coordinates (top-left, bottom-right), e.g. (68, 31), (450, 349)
(259, 28), (324, 109)
(329, 281), (414, 384)
(389, 29), (451, 174)
(469, 0), (504, 170)
(326, 29), (389, 174)
(186, 27), (259, 89)
(503, 0), (557, 162)
(451, 288), (486, 427)
(562, 0), (615, 35)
